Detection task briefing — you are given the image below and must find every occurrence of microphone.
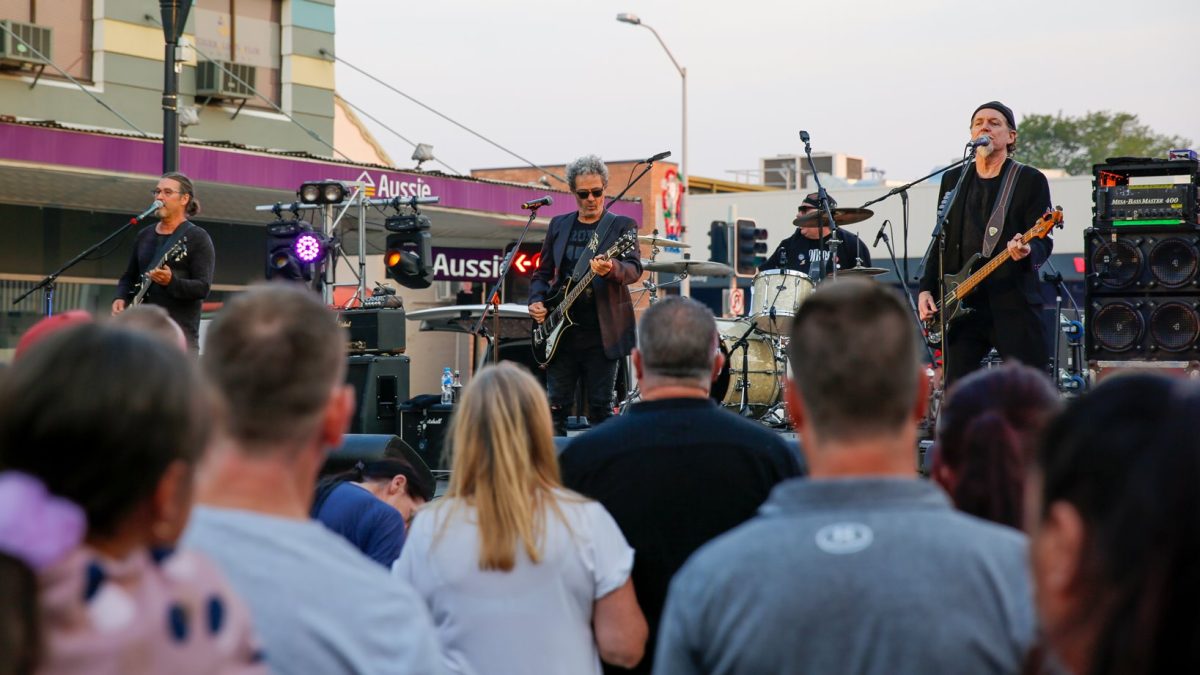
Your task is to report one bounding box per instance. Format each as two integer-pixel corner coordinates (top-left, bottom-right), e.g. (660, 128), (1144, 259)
(966, 135), (991, 148)
(799, 130), (811, 143)
(644, 150), (672, 163)
(132, 200), (164, 223)
(873, 223), (887, 247)
(521, 195), (553, 210)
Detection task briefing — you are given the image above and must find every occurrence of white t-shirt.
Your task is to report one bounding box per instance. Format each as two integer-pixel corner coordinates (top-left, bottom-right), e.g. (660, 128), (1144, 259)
(393, 489), (634, 675)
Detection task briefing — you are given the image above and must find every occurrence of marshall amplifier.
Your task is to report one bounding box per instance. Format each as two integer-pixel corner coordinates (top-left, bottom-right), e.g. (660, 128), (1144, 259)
(398, 401), (454, 471)
(338, 308), (406, 354)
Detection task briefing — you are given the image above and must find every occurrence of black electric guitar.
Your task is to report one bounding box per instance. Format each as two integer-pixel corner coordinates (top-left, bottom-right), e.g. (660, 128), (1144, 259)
(531, 231), (639, 366)
(130, 238), (188, 306)
(925, 207), (1063, 346)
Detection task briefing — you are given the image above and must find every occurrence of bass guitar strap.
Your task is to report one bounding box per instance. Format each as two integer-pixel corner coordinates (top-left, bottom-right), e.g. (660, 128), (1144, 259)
(980, 161), (1024, 258)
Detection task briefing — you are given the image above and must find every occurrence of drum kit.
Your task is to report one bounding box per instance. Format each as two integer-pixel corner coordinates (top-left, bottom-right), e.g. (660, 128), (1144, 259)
(629, 214), (890, 426)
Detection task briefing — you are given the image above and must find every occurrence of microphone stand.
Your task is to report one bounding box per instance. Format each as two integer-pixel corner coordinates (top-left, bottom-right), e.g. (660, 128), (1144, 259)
(800, 131), (839, 281)
(872, 219), (937, 365)
(472, 205), (542, 366)
(15, 217), (141, 316)
(924, 144), (980, 384)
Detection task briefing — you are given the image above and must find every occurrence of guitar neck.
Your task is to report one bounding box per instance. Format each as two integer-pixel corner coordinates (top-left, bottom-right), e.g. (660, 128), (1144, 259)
(562, 269), (596, 308)
(948, 228), (1038, 302)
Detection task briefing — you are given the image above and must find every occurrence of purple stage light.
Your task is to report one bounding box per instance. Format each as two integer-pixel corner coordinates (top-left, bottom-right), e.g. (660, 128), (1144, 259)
(294, 233), (323, 263)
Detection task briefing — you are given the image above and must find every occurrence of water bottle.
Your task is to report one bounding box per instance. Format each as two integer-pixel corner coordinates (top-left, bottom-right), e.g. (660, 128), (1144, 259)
(440, 367), (454, 405)
(451, 370), (463, 403)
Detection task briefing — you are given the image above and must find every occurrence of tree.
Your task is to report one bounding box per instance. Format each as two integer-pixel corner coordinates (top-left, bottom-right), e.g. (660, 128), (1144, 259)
(1017, 111), (1191, 176)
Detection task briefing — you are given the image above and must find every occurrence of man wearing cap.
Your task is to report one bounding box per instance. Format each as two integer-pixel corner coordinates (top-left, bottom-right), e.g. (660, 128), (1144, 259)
(918, 101), (1052, 386)
(760, 192), (871, 281)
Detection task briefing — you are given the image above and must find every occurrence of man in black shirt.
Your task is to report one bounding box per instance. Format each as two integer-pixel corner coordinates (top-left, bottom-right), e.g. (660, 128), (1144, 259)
(529, 155), (642, 435)
(918, 101), (1053, 386)
(760, 192), (871, 280)
(560, 296), (803, 675)
(113, 172), (215, 350)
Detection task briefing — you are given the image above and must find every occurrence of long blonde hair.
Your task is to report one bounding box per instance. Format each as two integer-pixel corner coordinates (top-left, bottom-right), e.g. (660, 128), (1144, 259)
(440, 362), (568, 571)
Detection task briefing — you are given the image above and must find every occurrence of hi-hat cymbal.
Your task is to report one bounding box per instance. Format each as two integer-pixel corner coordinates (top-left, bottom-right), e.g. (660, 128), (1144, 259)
(793, 207), (874, 228)
(639, 235), (690, 248)
(643, 259), (734, 276)
(835, 266), (889, 277)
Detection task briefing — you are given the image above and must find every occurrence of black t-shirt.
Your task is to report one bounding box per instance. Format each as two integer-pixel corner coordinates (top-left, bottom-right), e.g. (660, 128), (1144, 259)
(114, 222), (215, 348)
(960, 172), (1003, 271)
(560, 398), (804, 675)
(760, 228), (871, 281)
(560, 216), (600, 330)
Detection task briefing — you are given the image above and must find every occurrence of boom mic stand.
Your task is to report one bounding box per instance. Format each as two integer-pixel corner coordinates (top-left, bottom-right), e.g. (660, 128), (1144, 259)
(473, 203), (543, 365)
(800, 130), (839, 281)
(15, 210), (153, 316)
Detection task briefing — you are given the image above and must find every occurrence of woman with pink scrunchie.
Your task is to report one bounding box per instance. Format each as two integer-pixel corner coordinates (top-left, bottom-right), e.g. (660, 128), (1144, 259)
(0, 321), (264, 675)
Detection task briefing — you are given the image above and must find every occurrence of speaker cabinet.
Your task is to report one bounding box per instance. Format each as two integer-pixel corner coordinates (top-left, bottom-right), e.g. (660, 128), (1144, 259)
(346, 355), (411, 434)
(1086, 230), (1200, 293)
(1086, 296), (1200, 361)
(398, 402), (453, 470)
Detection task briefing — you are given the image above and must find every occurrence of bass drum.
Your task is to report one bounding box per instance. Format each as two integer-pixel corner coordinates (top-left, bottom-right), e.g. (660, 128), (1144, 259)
(710, 318), (784, 416)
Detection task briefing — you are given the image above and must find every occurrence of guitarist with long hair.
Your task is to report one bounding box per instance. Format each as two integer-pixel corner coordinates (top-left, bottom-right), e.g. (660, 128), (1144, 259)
(112, 172), (214, 351)
(918, 102), (1053, 387)
(529, 155), (643, 436)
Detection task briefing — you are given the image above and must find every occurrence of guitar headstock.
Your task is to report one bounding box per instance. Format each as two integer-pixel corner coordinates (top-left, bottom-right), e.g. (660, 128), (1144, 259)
(607, 231), (639, 257)
(1028, 207), (1064, 240)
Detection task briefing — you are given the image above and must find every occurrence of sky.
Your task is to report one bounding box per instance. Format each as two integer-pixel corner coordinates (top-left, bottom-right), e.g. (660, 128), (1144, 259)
(334, 0), (1200, 183)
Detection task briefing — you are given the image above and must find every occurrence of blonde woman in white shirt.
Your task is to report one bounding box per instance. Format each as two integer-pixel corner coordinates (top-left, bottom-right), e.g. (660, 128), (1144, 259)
(394, 362), (647, 675)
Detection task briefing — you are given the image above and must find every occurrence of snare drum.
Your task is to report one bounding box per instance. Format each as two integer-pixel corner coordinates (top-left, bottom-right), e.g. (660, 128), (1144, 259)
(750, 269), (816, 334)
(710, 318), (784, 415)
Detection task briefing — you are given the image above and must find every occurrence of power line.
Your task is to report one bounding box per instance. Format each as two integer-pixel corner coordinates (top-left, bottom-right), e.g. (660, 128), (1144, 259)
(141, 14), (352, 163)
(321, 49), (567, 184)
(0, 22), (149, 136)
(336, 96), (462, 175)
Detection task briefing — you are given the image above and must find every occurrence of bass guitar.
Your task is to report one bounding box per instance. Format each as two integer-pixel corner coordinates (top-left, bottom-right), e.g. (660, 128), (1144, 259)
(130, 238), (188, 306)
(925, 207), (1063, 346)
(531, 231), (639, 366)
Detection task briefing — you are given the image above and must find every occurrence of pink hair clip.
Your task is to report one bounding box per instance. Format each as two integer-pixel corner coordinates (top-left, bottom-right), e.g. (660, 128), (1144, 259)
(0, 472), (86, 571)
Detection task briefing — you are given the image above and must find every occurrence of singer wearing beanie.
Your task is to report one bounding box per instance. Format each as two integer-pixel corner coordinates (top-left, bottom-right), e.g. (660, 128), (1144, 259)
(918, 101), (1054, 387)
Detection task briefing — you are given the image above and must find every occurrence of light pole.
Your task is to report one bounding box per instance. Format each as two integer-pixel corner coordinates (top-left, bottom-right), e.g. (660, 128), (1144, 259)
(159, 0), (191, 174)
(617, 13), (687, 279)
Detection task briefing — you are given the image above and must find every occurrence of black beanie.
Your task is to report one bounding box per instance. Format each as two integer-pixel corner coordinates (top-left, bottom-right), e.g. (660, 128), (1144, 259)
(972, 101), (1017, 130)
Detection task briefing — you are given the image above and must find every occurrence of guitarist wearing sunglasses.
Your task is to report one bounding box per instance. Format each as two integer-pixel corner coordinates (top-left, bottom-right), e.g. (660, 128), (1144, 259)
(112, 172), (215, 351)
(529, 155), (643, 436)
(918, 102), (1053, 387)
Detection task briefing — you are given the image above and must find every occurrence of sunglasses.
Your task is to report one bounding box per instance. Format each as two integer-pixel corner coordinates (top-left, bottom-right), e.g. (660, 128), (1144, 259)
(575, 188), (604, 200)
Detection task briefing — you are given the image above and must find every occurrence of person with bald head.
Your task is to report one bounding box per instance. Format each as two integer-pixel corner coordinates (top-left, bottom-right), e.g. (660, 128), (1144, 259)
(918, 101), (1054, 386)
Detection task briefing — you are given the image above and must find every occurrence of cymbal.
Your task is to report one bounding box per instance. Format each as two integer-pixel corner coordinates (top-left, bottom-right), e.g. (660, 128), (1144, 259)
(643, 259), (734, 277)
(639, 235), (690, 248)
(793, 207), (874, 228)
(835, 266), (889, 277)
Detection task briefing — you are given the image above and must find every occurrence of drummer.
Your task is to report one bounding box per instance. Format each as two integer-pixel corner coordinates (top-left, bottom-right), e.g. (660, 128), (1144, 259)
(759, 192), (871, 281)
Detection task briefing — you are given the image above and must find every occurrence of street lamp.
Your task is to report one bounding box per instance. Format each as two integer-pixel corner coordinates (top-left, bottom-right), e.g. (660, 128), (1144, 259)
(159, 1), (192, 174)
(617, 13), (687, 258)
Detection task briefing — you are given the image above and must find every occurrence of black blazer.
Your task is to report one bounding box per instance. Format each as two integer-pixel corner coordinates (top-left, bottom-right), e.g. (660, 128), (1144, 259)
(529, 212), (643, 359)
(920, 159), (1052, 309)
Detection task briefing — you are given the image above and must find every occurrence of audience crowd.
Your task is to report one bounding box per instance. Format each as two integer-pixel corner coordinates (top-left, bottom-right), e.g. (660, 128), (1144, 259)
(1, 280), (1197, 675)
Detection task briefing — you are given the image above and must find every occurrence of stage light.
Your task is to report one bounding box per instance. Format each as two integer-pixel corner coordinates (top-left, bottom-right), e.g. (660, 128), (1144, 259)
(384, 212), (434, 289)
(298, 181), (348, 205)
(295, 232), (324, 263)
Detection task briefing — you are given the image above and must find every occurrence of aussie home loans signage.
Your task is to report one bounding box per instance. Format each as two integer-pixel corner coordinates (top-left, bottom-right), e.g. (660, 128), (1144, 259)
(432, 247), (507, 282)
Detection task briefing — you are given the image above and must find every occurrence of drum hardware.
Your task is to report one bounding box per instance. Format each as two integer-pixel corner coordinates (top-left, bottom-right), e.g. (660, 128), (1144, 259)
(711, 318), (785, 417)
(750, 269), (816, 335)
(836, 266), (889, 277)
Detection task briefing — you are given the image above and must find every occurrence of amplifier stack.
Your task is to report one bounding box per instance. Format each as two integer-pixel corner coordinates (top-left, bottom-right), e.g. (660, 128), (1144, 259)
(1085, 158), (1200, 374)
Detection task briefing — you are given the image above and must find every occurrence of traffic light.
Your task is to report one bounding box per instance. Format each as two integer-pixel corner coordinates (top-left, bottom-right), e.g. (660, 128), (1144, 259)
(708, 221), (730, 265)
(502, 240), (544, 302)
(266, 218), (327, 284)
(384, 212), (434, 289)
(734, 218), (768, 277)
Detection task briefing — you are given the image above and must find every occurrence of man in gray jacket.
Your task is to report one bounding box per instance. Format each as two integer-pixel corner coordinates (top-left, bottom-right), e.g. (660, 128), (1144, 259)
(654, 278), (1035, 675)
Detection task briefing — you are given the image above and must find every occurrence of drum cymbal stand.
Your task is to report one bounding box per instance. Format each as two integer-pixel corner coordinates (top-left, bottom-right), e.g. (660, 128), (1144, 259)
(727, 319), (760, 417)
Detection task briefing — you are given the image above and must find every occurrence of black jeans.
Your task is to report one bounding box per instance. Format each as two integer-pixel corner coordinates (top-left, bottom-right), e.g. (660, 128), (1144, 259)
(945, 301), (1049, 388)
(545, 327), (619, 436)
